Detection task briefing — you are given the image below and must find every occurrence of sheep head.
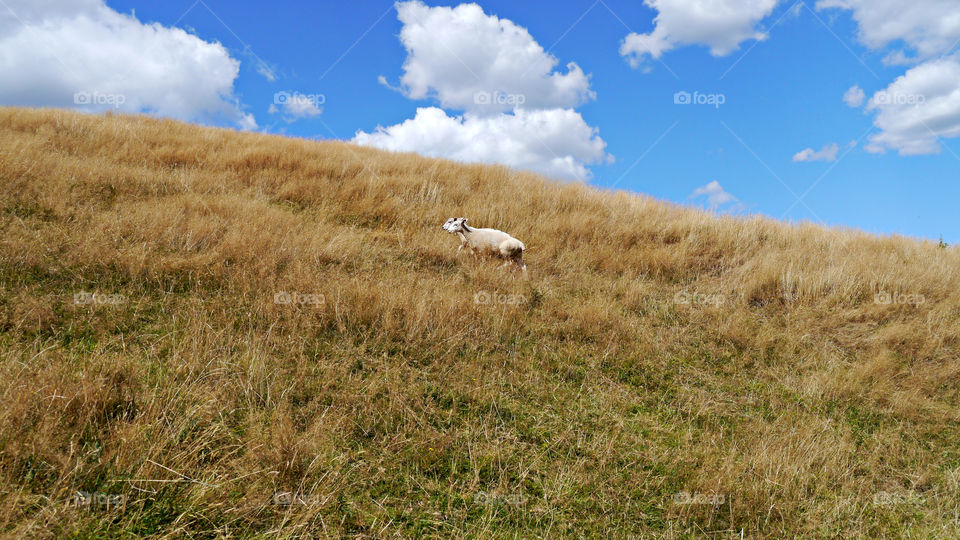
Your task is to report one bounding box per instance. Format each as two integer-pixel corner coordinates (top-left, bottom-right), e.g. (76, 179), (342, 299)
(442, 217), (468, 233)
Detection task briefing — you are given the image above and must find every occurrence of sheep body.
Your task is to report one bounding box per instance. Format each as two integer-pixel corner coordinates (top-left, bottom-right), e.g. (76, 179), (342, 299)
(442, 217), (526, 271)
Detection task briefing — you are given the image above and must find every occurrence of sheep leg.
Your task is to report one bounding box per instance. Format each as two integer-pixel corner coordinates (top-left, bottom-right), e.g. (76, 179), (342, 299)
(457, 242), (473, 256)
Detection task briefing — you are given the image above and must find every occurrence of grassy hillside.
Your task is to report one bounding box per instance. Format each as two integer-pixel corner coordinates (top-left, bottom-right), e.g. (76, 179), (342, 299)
(1, 107), (959, 538)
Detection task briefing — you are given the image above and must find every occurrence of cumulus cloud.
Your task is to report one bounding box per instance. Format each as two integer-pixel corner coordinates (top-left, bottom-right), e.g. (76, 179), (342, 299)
(392, 0), (594, 114)
(843, 85), (866, 107)
(620, 0), (780, 68)
(882, 50), (920, 67)
(356, 1), (609, 181)
(0, 0), (255, 129)
(793, 143), (841, 162)
(863, 57), (960, 155)
(816, 0), (960, 60)
(282, 97), (322, 118)
(820, 2), (960, 155)
(690, 180), (739, 210)
(354, 107), (608, 181)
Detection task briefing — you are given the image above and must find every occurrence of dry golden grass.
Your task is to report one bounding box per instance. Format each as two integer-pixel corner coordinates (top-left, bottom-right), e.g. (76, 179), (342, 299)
(1, 106), (959, 538)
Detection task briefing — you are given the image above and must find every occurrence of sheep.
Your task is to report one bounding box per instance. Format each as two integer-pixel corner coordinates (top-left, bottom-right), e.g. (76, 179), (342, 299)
(442, 217), (526, 272)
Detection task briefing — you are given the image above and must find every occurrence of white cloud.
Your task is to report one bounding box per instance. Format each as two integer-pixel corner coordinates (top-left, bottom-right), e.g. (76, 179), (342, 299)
(236, 113), (257, 131)
(863, 56), (960, 155)
(620, 0), (780, 68)
(283, 97), (321, 117)
(816, 0), (960, 59)
(393, 0), (594, 114)
(882, 50), (920, 67)
(353, 107), (608, 181)
(0, 0), (255, 129)
(820, 2), (960, 155)
(690, 180), (739, 210)
(793, 143), (842, 162)
(377, 75), (404, 93)
(843, 85), (866, 107)
(356, 1), (609, 181)
(256, 61), (277, 82)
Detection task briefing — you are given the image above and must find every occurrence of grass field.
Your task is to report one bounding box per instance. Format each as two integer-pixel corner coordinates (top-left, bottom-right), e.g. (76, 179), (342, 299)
(2, 107), (959, 538)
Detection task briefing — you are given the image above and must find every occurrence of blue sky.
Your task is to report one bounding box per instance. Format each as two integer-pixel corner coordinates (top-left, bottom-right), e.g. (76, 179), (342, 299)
(2, 0), (958, 242)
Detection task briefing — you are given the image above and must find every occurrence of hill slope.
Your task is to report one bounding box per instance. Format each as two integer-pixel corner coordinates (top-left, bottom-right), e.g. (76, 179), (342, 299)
(1, 107), (959, 538)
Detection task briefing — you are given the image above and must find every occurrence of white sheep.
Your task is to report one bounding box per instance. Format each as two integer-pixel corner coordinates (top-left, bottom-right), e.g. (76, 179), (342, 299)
(442, 217), (526, 272)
